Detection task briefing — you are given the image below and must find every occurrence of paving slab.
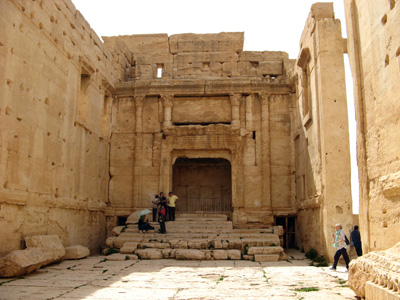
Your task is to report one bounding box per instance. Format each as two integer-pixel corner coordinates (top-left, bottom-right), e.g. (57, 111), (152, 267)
(0, 250), (356, 300)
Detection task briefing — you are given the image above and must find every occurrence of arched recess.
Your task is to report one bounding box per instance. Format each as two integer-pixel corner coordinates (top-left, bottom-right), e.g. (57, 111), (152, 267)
(172, 157), (232, 214)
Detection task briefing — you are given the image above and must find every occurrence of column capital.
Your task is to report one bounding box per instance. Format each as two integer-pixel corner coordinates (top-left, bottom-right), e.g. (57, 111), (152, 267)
(258, 93), (270, 105)
(230, 93), (242, 106)
(134, 95), (145, 107)
(160, 94), (174, 107)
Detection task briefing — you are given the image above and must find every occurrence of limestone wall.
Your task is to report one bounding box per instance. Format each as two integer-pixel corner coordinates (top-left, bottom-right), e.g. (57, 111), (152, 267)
(0, 0), (130, 256)
(104, 32), (290, 81)
(345, 0), (400, 253)
(293, 3), (353, 259)
(107, 32), (295, 228)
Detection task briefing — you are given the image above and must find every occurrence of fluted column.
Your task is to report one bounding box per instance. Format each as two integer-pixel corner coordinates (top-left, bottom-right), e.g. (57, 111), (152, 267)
(133, 95), (145, 209)
(260, 93), (271, 208)
(230, 93), (241, 128)
(161, 94), (174, 128)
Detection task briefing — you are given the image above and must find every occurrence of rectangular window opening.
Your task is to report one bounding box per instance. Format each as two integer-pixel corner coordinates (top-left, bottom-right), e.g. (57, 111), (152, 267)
(156, 64), (164, 78)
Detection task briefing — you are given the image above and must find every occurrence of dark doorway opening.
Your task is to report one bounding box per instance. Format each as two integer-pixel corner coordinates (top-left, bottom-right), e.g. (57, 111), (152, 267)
(275, 216), (296, 248)
(172, 157), (232, 214)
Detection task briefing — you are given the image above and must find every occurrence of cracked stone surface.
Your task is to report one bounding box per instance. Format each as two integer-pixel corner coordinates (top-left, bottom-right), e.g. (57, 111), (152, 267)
(0, 250), (356, 300)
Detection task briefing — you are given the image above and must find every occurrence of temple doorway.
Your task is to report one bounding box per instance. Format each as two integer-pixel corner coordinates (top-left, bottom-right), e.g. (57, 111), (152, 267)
(172, 158), (232, 214)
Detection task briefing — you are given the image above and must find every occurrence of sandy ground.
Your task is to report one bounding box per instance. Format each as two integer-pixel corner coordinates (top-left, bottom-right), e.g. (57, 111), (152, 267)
(0, 249), (357, 300)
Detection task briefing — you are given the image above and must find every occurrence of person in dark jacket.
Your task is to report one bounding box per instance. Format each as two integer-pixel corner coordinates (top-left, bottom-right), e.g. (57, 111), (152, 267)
(350, 225), (362, 256)
(138, 215), (154, 233)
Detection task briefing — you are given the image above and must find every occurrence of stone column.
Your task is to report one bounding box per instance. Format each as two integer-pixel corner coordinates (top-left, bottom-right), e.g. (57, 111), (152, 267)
(133, 95), (145, 208)
(260, 93), (271, 209)
(161, 94), (173, 128)
(230, 94), (241, 128)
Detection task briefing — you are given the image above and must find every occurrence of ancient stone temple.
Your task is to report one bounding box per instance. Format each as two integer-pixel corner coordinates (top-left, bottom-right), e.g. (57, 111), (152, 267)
(1, 0), (400, 297)
(105, 32), (295, 229)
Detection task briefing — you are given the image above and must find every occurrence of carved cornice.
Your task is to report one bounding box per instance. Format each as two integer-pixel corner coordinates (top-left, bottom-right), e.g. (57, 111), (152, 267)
(116, 78), (292, 97)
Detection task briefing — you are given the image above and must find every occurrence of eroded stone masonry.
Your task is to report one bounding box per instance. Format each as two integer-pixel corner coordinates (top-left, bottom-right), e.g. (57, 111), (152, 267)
(1, 0), (400, 298)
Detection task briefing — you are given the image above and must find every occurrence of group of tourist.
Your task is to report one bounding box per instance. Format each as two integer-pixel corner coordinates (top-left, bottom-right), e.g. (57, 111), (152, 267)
(330, 224), (362, 271)
(138, 191), (179, 234)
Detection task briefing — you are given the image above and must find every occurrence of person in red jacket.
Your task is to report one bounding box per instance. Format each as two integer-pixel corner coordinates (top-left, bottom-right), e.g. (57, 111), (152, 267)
(158, 204), (166, 234)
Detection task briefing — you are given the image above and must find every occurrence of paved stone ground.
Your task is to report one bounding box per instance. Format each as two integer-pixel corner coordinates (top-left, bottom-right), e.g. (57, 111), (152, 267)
(0, 250), (357, 300)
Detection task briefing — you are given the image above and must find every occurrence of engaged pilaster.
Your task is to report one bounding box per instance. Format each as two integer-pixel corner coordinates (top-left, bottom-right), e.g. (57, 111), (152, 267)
(134, 95), (144, 133)
(230, 93), (241, 128)
(260, 92), (272, 208)
(161, 94), (174, 128)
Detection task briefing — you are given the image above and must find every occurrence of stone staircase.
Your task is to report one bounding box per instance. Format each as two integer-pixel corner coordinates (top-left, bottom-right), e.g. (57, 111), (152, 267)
(104, 214), (287, 262)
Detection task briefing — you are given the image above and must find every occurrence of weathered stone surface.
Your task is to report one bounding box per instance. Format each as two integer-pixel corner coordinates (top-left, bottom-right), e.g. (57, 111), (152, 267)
(105, 237), (116, 248)
(0, 0), (122, 257)
(348, 242), (400, 298)
(254, 254), (279, 262)
(135, 249), (163, 259)
(112, 226), (126, 236)
(106, 253), (138, 261)
(248, 246), (283, 255)
(0, 248), (54, 277)
(212, 250), (228, 260)
(227, 249), (241, 260)
(24, 235), (65, 261)
(63, 245), (90, 260)
(162, 249), (176, 259)
(175, 249), (206, 260)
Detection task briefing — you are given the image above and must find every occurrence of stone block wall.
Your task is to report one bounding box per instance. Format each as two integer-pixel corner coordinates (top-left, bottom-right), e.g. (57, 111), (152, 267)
(345, 0), (400, 253)
(0, 0), (130, 256)
(106, 32), (291, 81)
(293, 3), (353, 259)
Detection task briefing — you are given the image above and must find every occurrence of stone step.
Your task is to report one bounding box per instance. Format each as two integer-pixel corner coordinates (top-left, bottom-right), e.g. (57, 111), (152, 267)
(106, 214), (285, 260)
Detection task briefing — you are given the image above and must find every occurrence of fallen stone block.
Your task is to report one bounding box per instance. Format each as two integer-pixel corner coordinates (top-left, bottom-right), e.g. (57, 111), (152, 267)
(349, 241), (400, 299)
(24, 235), (65, 261)
(112, 226), (126, 236)
(105, 237), (116, 248)
(0, 248), (54, 277)
(64, 245), (90, 260)
(135, 249), (163, 259)
(254, 254), (279, 262)
(213, 250), (228, 260)
(175, 249), (206, 260)
(120, 242), (138, 254)
(227, 249), (241, 260)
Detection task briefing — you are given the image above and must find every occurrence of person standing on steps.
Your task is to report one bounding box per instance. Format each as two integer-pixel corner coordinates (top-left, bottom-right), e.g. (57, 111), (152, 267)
(168, 191), (178, 221)
(159, 192), (168, 221)
(151, 194), (159, 222)
(330, 223), (350, 271)
(350, 225), (363, 256)
(158, 203), (166, 234)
